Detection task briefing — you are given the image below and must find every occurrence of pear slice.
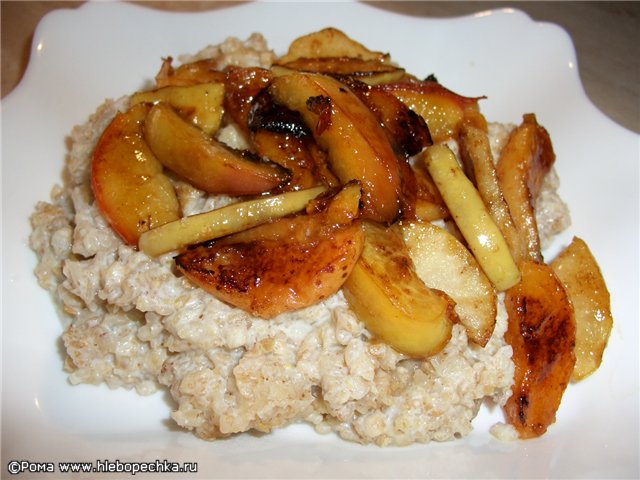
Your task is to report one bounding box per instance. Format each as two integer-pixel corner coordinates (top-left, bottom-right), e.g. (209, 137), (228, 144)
(91, 102), (179, 245)
(343, 221), (456, 358)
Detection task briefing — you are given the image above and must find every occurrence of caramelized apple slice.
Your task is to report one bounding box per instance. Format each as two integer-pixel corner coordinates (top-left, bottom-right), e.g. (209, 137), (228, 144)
(402, 221), (497, 346)
(278, 28), (388, 63)
(423, 145), (520, 291)
(224, 66), (273, 135)
(251, 131), (319, 190)
(155, 57), (226, 88)
(91, 103), (180, 245)
(270, 72), (402, 223)
(412, 163), (449, 222)
(550, 237), (613, 381)
(175, 183), (364, 318)
(144, 103), (288, 195)
(276, 57), (406, 85)
(139, 186), (327, 257)
(503, 260), (576, 439)
(131, 83), (225, 136)
(381, 80), (486, 143)
(340, 78), (432, 218)
(459, 123), (519, 256)
(343, 221), (456, 358)
(496, 114), (555, 263)
(344, 78), (432, 158)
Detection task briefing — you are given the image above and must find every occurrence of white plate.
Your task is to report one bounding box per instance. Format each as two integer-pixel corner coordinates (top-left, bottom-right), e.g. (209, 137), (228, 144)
(2, 2), (638, 478)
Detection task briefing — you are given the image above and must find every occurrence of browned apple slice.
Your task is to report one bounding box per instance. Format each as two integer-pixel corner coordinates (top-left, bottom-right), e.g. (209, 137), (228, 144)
(224, 66), (274, 135)
(343, 221), (456, 358)
(269, 72), (402, 223)
(503, 259), (576, 439)
(144, 103), (288, 195)
(139, 186), (327, 257)
(550, 237), (613, 382)
(175, 183), (364, 318)
(344, 78), (432, 158)
(423, 145), (521, 291)
(380, 80), (486, 143)
(337, 77), (432, 219)
(251, 130), (319, 190)
(496, 114), (555, 263)
(276, 57), (406, 85)
(412, 162), (449, 222)
(278, 28), (388, 63)
(91, 102), (180, 245)
(155, 57), (226, 88)
(130, 82), (225, 136)
(247, 88), (320, 191)
(459, 123), (519, 256)
(402, 221), (497, 347)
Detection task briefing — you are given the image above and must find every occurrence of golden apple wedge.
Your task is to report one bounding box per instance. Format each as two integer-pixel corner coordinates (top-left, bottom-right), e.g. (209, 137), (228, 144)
(174, 183), (363, 318)
(138, 185), (327, 257)
(496, 114), (555, 263)
(503, 259), (576, 439)
(278, 28), (388, 63)
(275, 57), (406, 85)
(144, 103), (287, 195)
(343, 221), (456, 358)
(459, 123), (519, 256)
(422, 145), (520, 291)
(91, 103), (180, 245)
(155, 57), (226, 88)
(130, 82), (225, 136)
(224, 66), (273, 135)
(550, 237), (613, 382)
(251, 130), (320, 190)
(269, 72), (402, 223)
(381, 81), (486, 143)
(412, 162), (449, 222)
(344, 79), (432, 158)
(402, 221), (497, 347)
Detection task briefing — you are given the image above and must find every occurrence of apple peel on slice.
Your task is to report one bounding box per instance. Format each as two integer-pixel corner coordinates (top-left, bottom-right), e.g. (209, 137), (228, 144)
(269, 71), (402, 223)
(91, 102), (180, 246)
(402, 221), (497, 347)
(138, 185), (327, 257)
(495, 114), (555, 264)
(131, 82), (225, 136)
